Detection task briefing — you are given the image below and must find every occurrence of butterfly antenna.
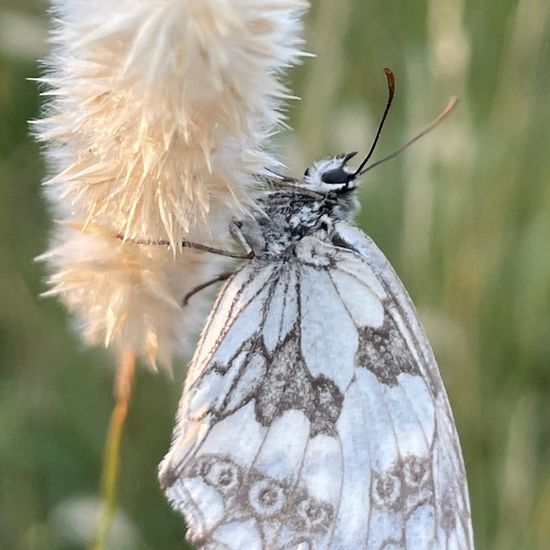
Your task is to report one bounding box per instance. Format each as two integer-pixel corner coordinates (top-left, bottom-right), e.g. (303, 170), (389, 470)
(359, 96), (459, 175)
(352, 68), (396, 176)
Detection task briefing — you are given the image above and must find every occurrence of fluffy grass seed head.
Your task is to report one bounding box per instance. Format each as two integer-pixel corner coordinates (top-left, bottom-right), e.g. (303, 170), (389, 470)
(38, 0), (308, 242)
(38, 223), (221, 369)
(36, 0), (308, 366)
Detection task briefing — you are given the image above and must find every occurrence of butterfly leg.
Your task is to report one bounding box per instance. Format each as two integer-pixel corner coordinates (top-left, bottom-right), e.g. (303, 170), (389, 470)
(229, 219), (266, 257)
(179, 241), (253, 259)
(179, 220), (264, 306)
(116, 233), (253, 259)
(182, 271), (235, 306)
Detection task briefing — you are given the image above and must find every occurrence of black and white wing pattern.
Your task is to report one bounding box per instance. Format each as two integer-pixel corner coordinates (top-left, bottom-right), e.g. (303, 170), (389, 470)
(159, 223), (474, 550)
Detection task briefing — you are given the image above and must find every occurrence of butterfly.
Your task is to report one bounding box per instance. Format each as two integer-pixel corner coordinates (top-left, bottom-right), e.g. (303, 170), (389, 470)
(158, 70), (474, 550)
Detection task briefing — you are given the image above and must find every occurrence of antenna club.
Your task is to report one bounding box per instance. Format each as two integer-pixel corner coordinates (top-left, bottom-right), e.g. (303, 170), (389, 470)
(383, 68), (395, 97)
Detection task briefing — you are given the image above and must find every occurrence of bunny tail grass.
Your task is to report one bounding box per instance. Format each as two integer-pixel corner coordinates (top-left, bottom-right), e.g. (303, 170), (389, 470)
(36, 0), (309, 365)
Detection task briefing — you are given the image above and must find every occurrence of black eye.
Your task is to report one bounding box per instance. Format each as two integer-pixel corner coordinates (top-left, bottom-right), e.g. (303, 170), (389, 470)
(321, 167), (353, 184)
(304, 167), (310, 177)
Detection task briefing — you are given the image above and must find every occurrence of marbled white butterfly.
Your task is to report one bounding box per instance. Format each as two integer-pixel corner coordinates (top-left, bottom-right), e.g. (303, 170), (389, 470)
(159, 70), (473, 550)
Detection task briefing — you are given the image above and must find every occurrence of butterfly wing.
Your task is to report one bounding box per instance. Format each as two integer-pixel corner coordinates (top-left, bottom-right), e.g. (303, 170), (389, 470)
(331, 220), (474, 549)
(159, 224), (473, 550)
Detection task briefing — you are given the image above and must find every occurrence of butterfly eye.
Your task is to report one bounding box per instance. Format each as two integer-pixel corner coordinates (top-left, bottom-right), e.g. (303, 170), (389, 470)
(321, 167), (353, 185)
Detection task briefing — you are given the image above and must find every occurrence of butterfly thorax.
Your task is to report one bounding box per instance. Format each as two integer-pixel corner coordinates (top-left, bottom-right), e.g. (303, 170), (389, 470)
(239, 188), (359, 259)
(232, 154), (363, 258)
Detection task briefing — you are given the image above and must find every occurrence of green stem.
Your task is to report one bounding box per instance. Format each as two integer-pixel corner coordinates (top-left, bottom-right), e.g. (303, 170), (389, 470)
(91, 351), (136, 550)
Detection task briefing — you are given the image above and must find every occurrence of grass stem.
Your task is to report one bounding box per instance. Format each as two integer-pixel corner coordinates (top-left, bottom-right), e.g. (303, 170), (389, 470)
(91, 351), (136, 550)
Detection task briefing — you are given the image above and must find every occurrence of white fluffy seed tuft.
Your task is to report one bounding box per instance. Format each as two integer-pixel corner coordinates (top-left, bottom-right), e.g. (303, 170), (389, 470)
(36, 0), (308, 366)
(39, 223), (223, 369)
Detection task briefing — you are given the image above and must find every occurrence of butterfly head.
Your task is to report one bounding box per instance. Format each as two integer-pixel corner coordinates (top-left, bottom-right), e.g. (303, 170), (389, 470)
(298, 152), (360, 194)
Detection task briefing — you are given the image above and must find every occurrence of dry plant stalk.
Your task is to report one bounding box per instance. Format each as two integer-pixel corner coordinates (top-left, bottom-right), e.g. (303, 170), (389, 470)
(91, 351), (136, 550)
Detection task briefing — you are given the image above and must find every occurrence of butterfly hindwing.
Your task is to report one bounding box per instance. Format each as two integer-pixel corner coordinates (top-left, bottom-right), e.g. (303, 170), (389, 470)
(332, 221), (473, 549)
(159, 224), (473, 549)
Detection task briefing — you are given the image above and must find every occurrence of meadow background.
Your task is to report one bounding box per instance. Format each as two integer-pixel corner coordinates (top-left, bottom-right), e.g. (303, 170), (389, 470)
(1, 0), (549, 548)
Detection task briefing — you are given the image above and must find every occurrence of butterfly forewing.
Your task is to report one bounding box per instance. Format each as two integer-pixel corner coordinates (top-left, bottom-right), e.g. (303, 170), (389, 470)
(159, 224), (474, 549)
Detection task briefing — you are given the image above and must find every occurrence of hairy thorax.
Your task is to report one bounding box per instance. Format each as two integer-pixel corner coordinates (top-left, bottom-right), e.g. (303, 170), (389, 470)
(236, 189), (359, 259)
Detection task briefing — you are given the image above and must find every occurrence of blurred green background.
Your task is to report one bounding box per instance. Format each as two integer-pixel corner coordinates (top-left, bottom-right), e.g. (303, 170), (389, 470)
(1, 0), (549, 548)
